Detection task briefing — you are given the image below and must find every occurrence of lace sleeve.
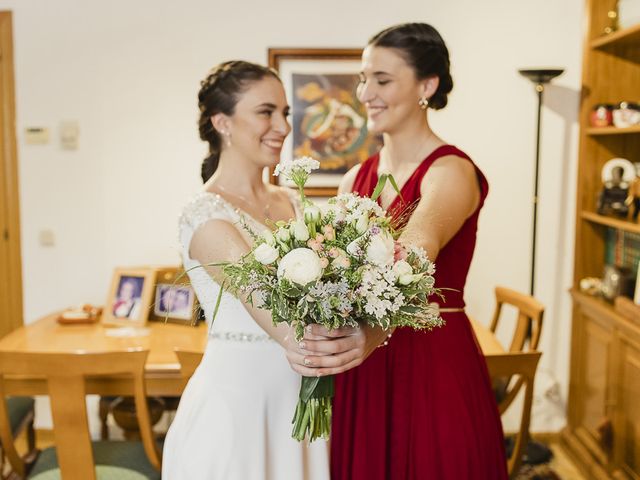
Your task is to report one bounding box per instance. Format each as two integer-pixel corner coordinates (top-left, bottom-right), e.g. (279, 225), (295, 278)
(178, 193), (239, 258)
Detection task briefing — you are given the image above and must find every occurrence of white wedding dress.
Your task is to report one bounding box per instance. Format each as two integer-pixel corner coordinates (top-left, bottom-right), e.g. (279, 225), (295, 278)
(162, 192), (329, 480)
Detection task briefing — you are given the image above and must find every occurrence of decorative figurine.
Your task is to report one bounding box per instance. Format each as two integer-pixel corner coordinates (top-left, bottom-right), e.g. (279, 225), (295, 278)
(626, 162), (640, 222)
(597, 158), (635, 218)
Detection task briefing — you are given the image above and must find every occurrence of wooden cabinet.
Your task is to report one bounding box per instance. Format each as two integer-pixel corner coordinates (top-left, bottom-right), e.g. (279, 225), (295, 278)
(564, 1), (640, 478)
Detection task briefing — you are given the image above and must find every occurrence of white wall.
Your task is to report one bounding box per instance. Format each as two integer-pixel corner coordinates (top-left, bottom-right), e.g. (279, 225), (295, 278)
(0, 0), (583, 432)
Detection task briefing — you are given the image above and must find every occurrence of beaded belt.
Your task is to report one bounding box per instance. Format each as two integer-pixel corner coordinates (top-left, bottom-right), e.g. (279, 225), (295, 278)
(211, 331), (274, 343)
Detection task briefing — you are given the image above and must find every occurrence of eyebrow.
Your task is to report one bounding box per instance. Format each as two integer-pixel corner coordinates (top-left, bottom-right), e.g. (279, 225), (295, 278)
(359, 71), (393, 77)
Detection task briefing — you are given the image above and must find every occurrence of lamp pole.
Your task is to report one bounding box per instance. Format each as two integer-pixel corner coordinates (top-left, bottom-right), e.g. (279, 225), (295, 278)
(518, 68), (564, 296)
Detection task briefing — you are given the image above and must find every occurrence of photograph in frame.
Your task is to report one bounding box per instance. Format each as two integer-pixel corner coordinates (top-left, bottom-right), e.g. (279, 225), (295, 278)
(268, 48), (382, 196)
(101, 267), (155, 327)
(149, 266), (199, 325)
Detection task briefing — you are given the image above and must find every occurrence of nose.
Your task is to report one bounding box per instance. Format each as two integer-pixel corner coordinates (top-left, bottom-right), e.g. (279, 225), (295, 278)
(273, 112), (291, 136)
(357, 80), (374, 104)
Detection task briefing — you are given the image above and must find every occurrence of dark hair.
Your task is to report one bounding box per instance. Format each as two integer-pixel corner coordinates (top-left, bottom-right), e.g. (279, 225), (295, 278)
(369, 23), (453, 110)
(198, 60), (279, 183)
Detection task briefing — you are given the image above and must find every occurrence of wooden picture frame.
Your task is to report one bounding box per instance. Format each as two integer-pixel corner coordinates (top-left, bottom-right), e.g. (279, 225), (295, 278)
(149, 266), (198, 325)
(101, 267), (155, 327)
(268, 48), (382, 197)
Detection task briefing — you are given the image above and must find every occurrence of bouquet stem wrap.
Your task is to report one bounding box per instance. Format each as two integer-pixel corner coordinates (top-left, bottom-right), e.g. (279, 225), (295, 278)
(292, 375), (334, 441)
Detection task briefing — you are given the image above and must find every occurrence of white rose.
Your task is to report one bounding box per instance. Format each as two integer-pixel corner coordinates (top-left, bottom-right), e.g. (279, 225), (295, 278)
(261, 229), (276, 246)
(392, 260), (413, 279)
(291, 219), (310, 242)
(254, 243), (279, 265)
(304, 205), (321, 223)
(355, 213), (369, 234)
(365, 231), (395, 266)
(277, 248), (324, 285)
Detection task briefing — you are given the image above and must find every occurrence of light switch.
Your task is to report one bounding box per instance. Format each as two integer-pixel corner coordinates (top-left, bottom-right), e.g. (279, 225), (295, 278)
(60, 121), (79, 150)
(24, 127), (49, 145)
(38, 229), (55, 247)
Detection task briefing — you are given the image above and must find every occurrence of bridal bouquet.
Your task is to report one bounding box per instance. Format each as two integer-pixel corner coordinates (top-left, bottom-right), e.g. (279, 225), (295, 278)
(216, 157), (444, 442)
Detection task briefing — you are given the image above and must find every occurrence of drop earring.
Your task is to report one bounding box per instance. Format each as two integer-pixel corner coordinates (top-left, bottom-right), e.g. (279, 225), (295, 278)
(418, 96), (429, 110)
(222, 131), (232, 147)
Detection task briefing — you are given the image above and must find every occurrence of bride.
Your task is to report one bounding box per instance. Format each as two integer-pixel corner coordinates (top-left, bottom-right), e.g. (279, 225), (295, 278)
(162, 60), (329, 480)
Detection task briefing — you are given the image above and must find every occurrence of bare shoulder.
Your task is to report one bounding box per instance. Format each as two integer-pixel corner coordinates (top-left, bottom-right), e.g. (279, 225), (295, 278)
(338, 163), (363, 194)
(421, 154), (478, 190)
(190, 218), (250, 264)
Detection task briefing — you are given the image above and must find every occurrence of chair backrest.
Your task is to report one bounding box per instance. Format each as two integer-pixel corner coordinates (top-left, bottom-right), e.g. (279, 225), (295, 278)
(174, 349), (204, 379)
(490, 286), (545, 352)
(485, 351), (541, 478)
(0, 349), (161, 480)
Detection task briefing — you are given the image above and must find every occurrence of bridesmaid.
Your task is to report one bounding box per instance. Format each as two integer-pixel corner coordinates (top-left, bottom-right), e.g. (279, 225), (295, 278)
(286, 23), (508, 479)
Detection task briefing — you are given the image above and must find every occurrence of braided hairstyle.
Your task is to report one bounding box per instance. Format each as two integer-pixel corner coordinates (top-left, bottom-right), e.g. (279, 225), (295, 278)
(369, 23), (453, 110)
(198, 60), (280, 183)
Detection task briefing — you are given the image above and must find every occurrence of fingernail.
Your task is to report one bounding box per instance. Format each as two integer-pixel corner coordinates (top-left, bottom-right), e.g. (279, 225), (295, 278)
(299, 341), (306, 349)
(303, 358), (312, 366)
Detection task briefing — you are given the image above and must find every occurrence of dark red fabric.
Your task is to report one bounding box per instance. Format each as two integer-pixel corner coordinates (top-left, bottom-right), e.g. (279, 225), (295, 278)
(331, 145), (508, 480)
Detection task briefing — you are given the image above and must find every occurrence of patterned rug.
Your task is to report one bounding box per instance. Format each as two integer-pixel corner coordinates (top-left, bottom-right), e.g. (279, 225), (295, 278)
(515, 464), (562, 480)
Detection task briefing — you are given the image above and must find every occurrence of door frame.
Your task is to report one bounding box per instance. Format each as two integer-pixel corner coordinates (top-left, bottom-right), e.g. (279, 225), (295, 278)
(0, 10), (23, 335)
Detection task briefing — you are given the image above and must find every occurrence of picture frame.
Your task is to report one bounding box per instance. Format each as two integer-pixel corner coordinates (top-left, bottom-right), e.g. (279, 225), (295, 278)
(268, 48), (382, 196)
(149, 266), (198, 325)
(101, 267), (155, 327)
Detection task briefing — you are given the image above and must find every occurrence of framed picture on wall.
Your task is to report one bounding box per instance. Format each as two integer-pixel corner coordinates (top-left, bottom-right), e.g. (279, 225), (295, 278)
(149, 266), (198, 325)
(101, 267), (155, 327)
(268, 48), (382, 196)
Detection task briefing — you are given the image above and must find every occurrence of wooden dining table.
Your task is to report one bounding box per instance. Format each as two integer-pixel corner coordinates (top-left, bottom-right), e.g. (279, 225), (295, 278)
(0, 312), (505, 397)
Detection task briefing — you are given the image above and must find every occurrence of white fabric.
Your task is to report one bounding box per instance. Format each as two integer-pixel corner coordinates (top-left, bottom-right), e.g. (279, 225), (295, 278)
(162, 191), (329, 480)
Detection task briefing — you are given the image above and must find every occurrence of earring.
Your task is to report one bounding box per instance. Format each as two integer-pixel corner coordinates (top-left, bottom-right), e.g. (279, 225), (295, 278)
(418, 96), (429, 110)
(222, 131), (232, 148)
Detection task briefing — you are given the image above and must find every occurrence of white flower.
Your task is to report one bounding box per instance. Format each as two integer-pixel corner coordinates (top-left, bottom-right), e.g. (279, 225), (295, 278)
(366, 231), (395, 266)
(277, 248), (324, 286)
(392, 260), (413, 279)
(355, 213), (369, 234)
(291, 219), (310, 242)
(399, 273), (423, 285)
(273, 156), (320, 178)
(275, 227), (290, 242)
(261, 229), (276, 246)
(304, 205), (321, 223)
(254, 243), (279, 265)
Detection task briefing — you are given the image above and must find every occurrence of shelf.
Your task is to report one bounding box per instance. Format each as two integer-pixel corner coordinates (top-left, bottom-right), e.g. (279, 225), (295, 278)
(591, 23), (640, 50)
(571, 289), (638, 326)
(586, 125), (640, 136)
(581, 211), (640, 233)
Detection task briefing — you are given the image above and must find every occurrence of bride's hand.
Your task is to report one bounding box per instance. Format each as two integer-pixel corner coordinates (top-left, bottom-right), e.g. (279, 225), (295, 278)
(284, 324), (390, 376)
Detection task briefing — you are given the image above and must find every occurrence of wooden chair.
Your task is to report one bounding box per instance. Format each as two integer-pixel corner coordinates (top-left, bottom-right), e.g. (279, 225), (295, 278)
(489, 286), (544, 408)
(485, 351), (542, 479)
(0, 349), (162, 479)
(174, 349), (204, 380)
(0, 397), (37, 478)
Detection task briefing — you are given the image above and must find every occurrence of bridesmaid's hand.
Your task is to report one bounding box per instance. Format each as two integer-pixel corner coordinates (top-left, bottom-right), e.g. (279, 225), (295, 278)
(285, 324), (390, 376)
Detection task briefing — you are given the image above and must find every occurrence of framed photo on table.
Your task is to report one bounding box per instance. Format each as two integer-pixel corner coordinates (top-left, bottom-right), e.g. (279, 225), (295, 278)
(268, 48), (382, 196)
(102, 267), (155, 327)
(149, 266), (198, 325)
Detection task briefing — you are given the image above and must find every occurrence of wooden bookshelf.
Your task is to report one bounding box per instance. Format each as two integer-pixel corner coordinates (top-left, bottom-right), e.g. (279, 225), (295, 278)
(590, 22), (640, 49)
(581, 211), (640, 234)
(586, 125), (640, 136)
(565, 1), (640, 479)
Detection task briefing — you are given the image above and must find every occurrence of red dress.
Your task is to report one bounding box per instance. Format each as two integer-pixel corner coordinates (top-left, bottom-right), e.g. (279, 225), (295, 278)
(331, 145), (508, 480)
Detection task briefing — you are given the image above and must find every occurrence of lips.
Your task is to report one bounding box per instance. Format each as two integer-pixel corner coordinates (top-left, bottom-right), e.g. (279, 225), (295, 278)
(366, 105), (387, 118)
(262, 139), (284, 150)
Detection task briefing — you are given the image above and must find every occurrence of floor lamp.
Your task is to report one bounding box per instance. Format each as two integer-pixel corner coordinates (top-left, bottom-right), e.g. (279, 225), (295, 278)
(518, 68), (564, 297)
(516, 68), (564, 467)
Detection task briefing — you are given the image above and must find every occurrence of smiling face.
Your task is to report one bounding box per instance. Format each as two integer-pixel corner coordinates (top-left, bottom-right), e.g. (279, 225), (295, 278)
(218, 76), (291, 169)
(357, 46), (437, 135)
